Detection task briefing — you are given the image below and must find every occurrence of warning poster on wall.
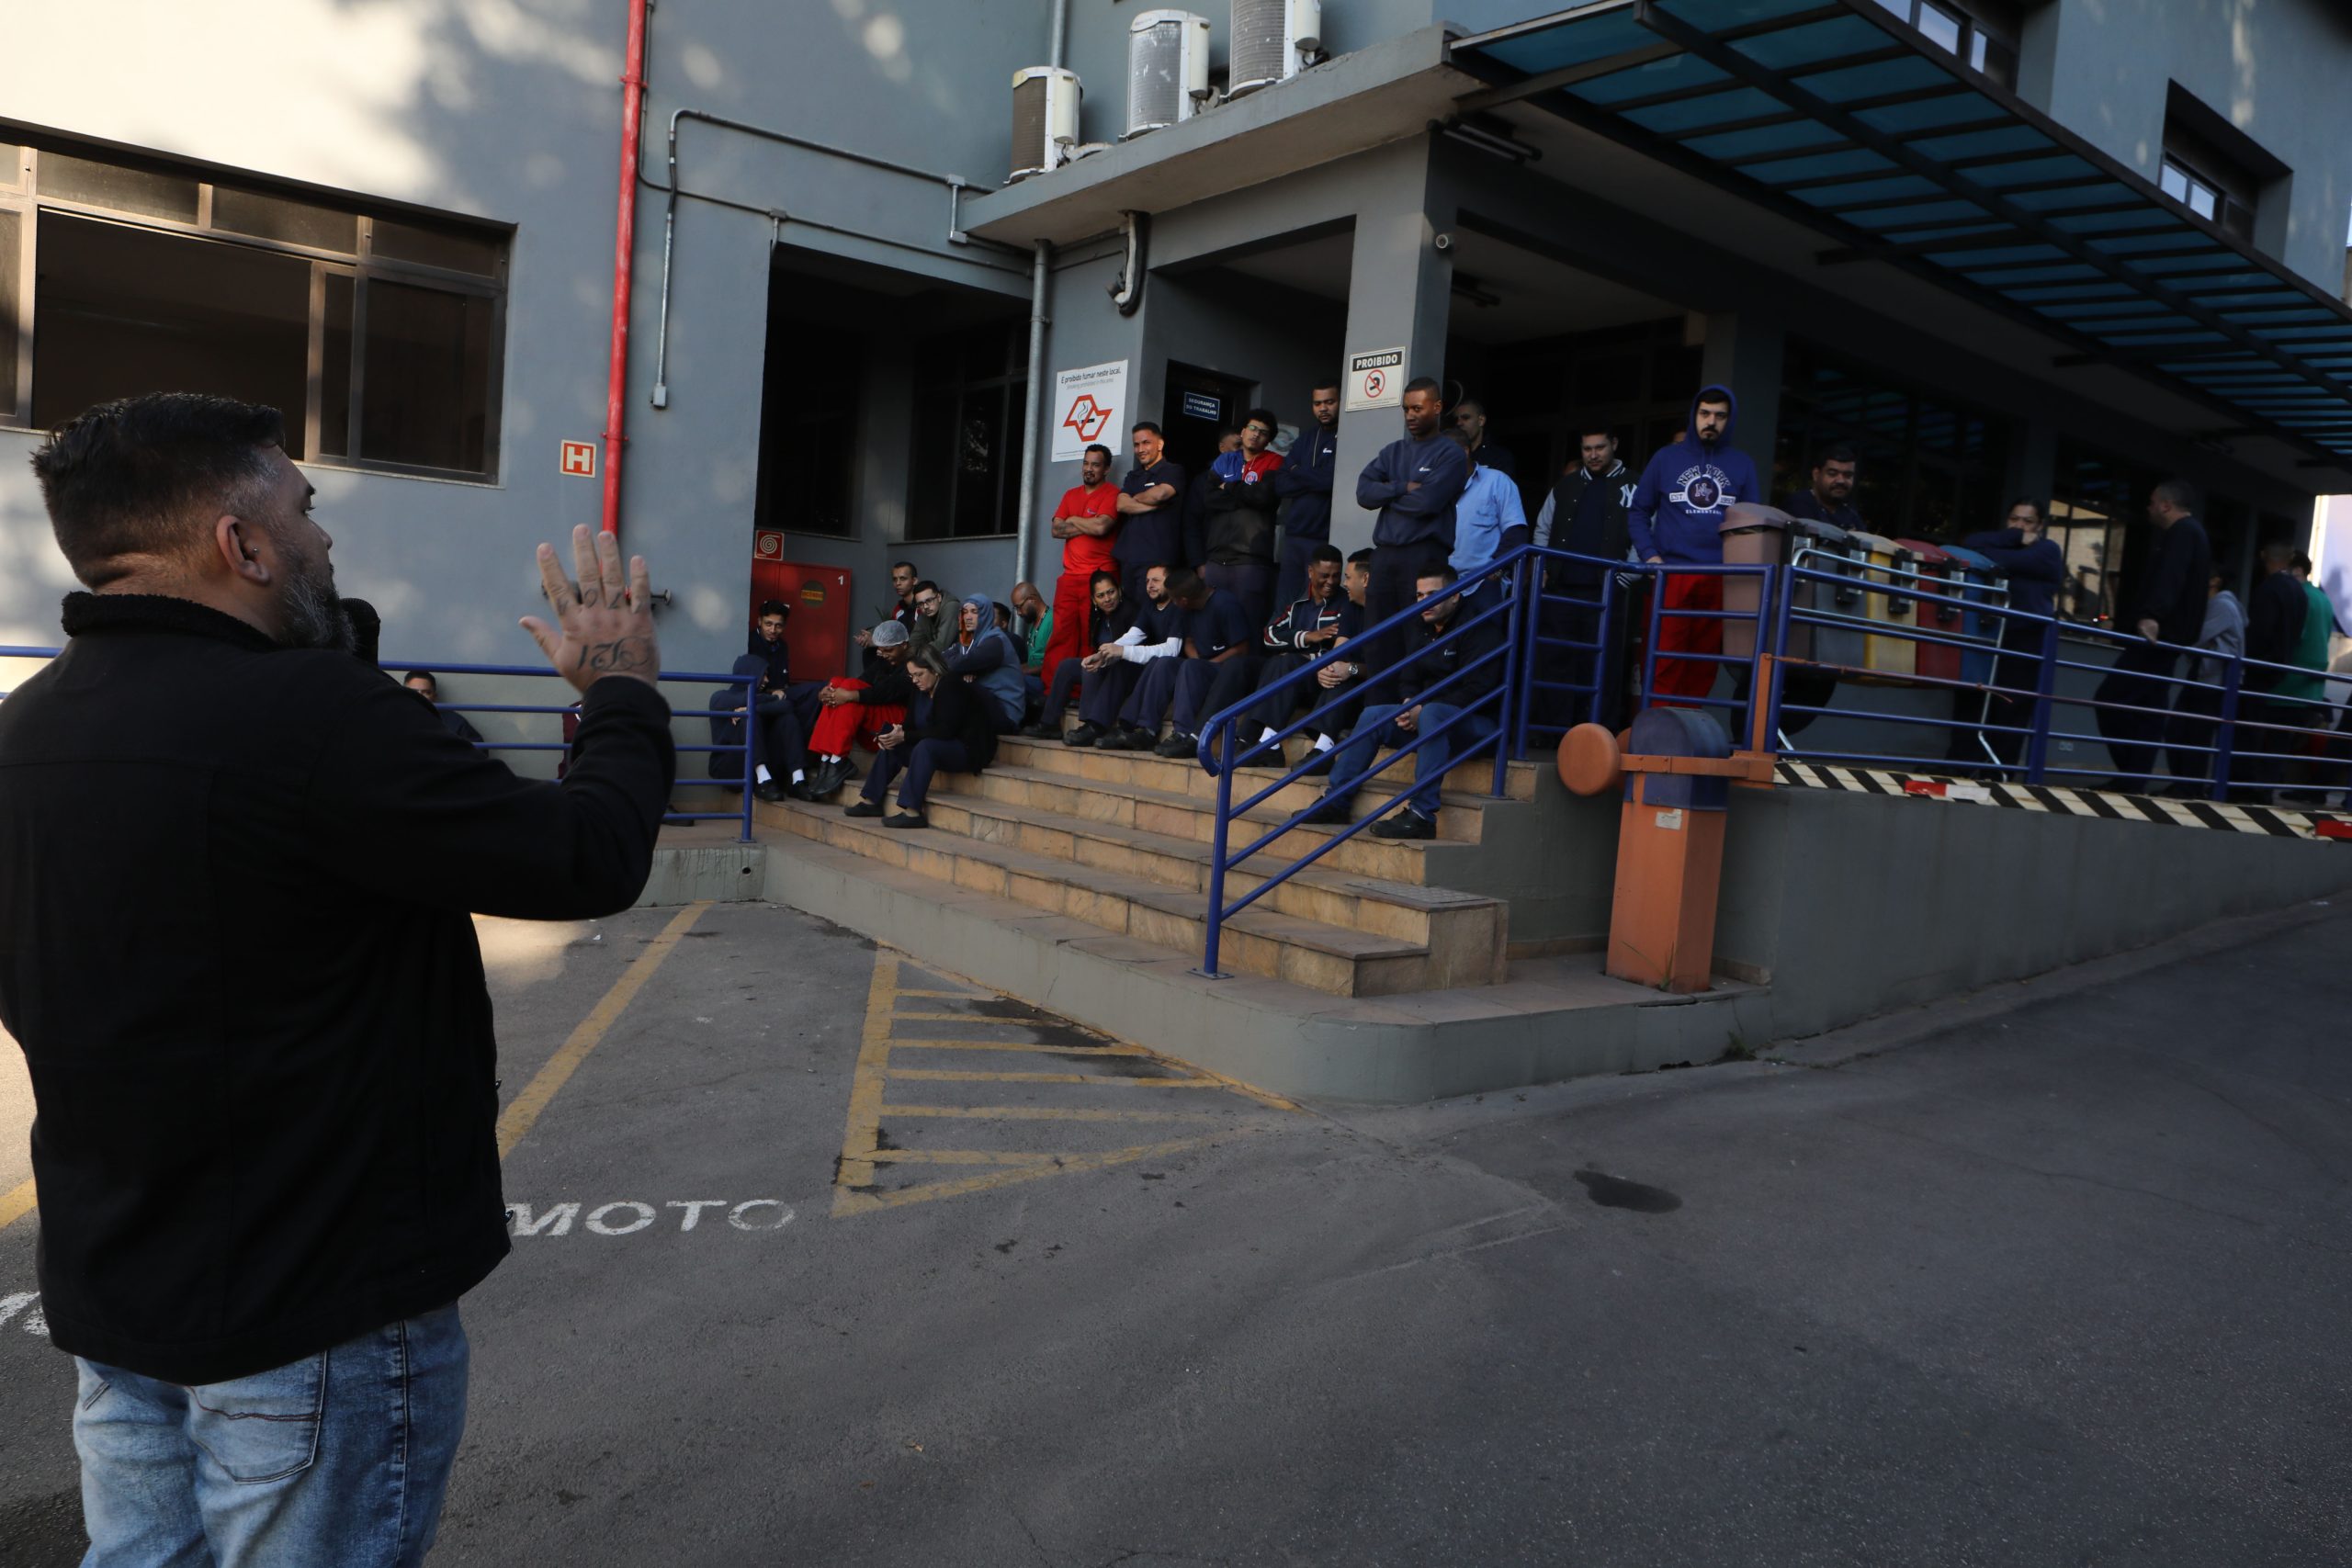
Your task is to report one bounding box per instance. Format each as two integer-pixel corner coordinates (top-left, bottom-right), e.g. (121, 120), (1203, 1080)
(1343, 347), (1406, 412)
(1050, 360), (1130, 463)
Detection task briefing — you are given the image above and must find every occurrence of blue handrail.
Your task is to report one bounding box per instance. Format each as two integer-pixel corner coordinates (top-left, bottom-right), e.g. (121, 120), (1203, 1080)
(0, 647), (756, 843)
(1189, 545), (1780, 977)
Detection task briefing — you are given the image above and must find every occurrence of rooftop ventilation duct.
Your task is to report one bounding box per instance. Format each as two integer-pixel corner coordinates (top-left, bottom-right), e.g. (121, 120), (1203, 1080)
(1125, 10), (1210, 139)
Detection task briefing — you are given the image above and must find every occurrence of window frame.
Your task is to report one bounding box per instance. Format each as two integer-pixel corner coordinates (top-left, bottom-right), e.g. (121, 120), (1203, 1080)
(0, 141), (509, 484)
(903, 320), (1029, 543)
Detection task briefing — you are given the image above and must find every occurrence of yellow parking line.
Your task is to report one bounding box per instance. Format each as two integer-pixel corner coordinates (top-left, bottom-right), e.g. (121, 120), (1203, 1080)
(892, 987), (989, 1000)
(838, 1134), (1238, 1214)
(887, 1039), (1150, 1056)
(869, 1149), (1064, 1167)
(831, 949), (902, 1208)
(886, 1068), (1219, 1088)
(888, 1010), (1066, 1023)
(881, 1103), (1238, 1122)
(0, 1177), (34, 1233)
(495, 901), (710, 1160)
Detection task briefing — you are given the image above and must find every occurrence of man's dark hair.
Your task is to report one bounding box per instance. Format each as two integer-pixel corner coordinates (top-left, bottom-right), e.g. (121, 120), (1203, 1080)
(31, 393), (287, 588)
(912, 580), (941, 598)
(2292, 551), (2314, 574)
(1403, 377), (1442, 399)
(1242, 408), (1280, 435)
(402, 670), (439, 692)
(2261, 541), (2297, 567)
(1088, 570), (1121, 593)
(2153, 478), (2202, 516)
(1083, 444), (1113, 464)
(1312, 380), (1340, 396)
(757, 599), (790, 619)
(1166, 568), (1207, 604)
(1695, 389), (1733, 409)
(1416, 563), (1462, 587)
(2006, 496), (2043, 520)
(1214, 424), (1239, 443)
(891, 559), (918, 576)
(1131, 421), (1163, 437)
(1442, 426), (1475, 451)
(1455, 399), (1485, 417)
(1310, 544), (1344, 567)
(1577, 420), (1614, 441)
(1814, 444), (1857, 468)
(993, 601), (1014, 630)
(1347, 547), (1375, 568)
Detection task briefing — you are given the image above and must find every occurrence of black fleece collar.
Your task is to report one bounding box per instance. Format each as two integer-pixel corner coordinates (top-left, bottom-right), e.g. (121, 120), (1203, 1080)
(61, 592), (283, 654)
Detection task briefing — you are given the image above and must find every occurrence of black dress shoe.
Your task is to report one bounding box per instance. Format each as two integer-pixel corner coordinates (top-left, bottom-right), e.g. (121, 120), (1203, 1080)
(787, 779), (820, 802)
(752, 781), (788, 804)
(843, 800), (883, 818)
(1021, 721), (1061, 739)
(1100, 727), (1146, 750)
(884, 810), (927, 829)
(1298, 750), (1335, 776)
(1064, 723), (1100, 748)
(1369, 810), (1436, 840)
(1153, 732), (1194, 759)
(1298, 798), (1352, 827)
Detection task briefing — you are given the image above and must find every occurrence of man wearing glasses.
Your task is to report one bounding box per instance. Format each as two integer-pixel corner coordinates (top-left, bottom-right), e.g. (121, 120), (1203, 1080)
(1201, 407), (1287, 635)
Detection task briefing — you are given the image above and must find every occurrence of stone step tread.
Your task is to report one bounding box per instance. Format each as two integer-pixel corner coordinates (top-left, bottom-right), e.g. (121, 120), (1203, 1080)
(769, 801), (1430, 963)
(901, 788), (1500, 913)
(1000, 736), (1540, 802)
(947, 763), (1487, 845)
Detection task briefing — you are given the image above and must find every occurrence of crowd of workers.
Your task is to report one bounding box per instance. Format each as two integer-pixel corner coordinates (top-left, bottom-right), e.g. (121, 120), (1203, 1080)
(675, 377), (2347, 822)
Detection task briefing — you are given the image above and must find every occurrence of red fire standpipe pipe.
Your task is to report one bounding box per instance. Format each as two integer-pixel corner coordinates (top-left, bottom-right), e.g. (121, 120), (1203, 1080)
(601, 0), (650, 536)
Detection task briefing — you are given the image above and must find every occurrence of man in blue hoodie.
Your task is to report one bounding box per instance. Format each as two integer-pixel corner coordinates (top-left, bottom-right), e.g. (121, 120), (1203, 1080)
(1626, 385), (1760, 705)
(1356, 377), (1469, 680)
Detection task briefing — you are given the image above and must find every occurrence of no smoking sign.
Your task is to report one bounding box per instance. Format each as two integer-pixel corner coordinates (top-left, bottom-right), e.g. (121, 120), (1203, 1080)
(1344, 347), (1405, 412)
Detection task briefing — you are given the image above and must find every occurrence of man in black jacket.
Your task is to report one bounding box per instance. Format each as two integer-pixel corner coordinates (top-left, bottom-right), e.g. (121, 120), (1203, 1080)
(1532, 423), (1637, 731)
(2094, 479), (2211, 791)
(1299, 564), (1507, 839)
(0, 393), (673, 1563)
(1234, 544), (1362, 772)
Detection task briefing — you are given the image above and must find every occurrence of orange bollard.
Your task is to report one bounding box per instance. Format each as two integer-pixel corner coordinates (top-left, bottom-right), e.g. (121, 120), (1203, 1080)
(1559, 709), (1773, 993)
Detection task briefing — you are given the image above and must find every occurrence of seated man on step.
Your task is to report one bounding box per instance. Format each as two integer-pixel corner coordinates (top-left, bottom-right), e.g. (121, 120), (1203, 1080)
(1236, 544), (1362, 773)
(1299, 564), (1508, 840)
(1101, 569), (1252, 757)
(844, 648), (998, 829)
(803, 619), (913, 797)
(1024, 570), (1135, 742)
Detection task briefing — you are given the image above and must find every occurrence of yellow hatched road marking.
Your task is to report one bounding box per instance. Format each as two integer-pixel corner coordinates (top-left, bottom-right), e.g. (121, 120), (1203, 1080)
(887, 1039), (1151, 1056)
(831, 948), (903, 1211)
(869, 1148), (1063, 1167)
(497, 901), (710, 1159)
(885, 1067), (1218, 1088)
(0, 1178), (33, 1233)
(889, 1010), (1065, 1023)
(836, 1134), (1241, 1215)
(881, 1103), (1237, 1122)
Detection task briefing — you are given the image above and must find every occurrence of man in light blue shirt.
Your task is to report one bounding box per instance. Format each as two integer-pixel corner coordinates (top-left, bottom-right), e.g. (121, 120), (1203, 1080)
(1444, 426), (1528, 582)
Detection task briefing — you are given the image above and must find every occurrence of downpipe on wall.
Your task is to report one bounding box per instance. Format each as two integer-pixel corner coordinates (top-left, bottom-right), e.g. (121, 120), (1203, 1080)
(1014, 240), (1053, 588)
(601, 0), (650, 536)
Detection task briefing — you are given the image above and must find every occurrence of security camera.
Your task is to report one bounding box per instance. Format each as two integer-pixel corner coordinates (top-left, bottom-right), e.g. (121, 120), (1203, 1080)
(1432, 231), (1454, 253)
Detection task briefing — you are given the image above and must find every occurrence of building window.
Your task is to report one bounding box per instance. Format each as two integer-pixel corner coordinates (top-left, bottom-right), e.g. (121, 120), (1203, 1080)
(0, 141), (507, 479)
(906, 321), (1028, 541)
(2159, 85), (2284, 248)
(1871, 0), (2019, 87)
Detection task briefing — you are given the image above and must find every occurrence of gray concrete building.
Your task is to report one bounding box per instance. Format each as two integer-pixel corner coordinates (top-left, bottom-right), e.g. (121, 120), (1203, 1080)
(3, 0), (2349, 688)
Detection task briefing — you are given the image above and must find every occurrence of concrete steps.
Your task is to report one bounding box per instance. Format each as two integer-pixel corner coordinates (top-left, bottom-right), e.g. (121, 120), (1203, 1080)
(761, 794), (1505, 997)
(754, 728), (1534, 998)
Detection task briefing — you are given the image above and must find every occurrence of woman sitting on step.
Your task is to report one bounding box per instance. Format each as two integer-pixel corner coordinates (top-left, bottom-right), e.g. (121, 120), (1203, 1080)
(845, 648), (998, 829)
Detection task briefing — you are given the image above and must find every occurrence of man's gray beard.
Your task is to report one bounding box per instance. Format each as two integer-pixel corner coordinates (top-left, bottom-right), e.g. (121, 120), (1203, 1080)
(277, 560), (355, 652)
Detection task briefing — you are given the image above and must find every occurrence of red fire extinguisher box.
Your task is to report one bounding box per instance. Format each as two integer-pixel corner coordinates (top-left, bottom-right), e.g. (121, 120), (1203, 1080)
(751, 532), (852, 684)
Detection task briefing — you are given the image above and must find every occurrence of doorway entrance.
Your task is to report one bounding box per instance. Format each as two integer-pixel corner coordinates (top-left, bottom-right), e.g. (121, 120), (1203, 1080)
(1159, 362), (1257, 486)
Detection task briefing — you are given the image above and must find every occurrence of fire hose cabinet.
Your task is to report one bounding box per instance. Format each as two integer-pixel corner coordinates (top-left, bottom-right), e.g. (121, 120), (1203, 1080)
(1844, 530), (1917, 682)
(1894, 538), (1962, 684)
(751, 532), (853, 684)
(1560, 707), (1768, 994)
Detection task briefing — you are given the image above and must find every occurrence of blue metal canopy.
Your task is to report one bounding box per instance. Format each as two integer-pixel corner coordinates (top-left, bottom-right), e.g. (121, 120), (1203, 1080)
(1453, 0), (2352, 471)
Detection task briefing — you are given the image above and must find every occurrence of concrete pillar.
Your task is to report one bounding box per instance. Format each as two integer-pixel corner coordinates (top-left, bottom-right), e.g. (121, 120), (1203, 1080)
(2006, 420), (2057, 520)
(1699, 310), (1784, 489)
(1329, 140), (1454, 553)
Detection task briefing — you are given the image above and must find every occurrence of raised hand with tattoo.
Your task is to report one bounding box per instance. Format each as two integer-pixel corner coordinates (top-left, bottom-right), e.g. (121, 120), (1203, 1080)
(520, 524), (662, 692)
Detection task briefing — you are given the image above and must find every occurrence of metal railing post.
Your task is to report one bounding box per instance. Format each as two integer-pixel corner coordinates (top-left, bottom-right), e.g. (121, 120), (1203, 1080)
(738, 678), (755, 843)
(1641, 566), (1666, 708)
(2210, 655), (2244, 802)
(1510, 552), (1540, 761)
(1764, 561), (1796, 749)
(1200, 713), (1235, 977)
(1589, 571), (1617, 728)
(2023, 615), (2061, 784)
(1493, 559), (1527, 796)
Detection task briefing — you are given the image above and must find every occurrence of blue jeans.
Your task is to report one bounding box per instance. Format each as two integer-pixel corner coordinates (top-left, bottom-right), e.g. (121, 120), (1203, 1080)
(1323, 701), (1498, 818)
(74, 1303), (469, 1568)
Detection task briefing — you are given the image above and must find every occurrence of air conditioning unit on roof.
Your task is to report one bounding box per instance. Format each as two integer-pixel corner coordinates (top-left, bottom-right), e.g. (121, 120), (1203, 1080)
(1228, 0), (1320, 96)
(1009, 66), (1081, 182)
(1125, 10), (1211, 139)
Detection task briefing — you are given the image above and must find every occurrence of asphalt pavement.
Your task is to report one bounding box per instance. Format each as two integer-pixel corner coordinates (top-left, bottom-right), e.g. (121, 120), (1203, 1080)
(2, 895), (2347, 1567)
